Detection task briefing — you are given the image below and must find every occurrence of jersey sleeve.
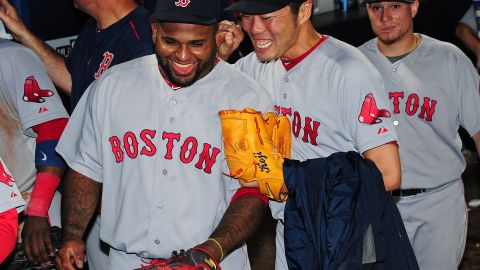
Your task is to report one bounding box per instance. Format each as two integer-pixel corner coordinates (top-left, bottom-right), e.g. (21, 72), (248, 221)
(454, 49), (480, 137)
(460, 5), (477, 32)
(338, 59), (398, 154)
(56, 82), (104, 183)
(0, 45), (68, 137)
(0, 158), (26, 213)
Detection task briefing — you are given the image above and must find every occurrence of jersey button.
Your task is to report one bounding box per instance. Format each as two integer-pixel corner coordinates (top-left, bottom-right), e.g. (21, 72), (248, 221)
(154, 239), (160, 245)
(393, 120), (399, 126)
(392, 80), (398, 85)
(157, 204), (163, 209)
(163, 169), (168, 175)
(171, 100), (177, 105)
(283, 93), (287, 99)
(170, 117), (175, 123)
(392, 68), (397, 72)
(283, 77), (289, 82)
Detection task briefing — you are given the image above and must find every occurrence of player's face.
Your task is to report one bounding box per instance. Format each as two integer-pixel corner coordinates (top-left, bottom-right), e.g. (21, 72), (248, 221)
(241, 6), (301, 61)
(151, 22), (217, 87)
(367, 1), (418, 46)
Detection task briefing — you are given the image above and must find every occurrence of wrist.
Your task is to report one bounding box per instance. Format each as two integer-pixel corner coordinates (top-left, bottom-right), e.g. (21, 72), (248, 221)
(196, 238), (223, 262)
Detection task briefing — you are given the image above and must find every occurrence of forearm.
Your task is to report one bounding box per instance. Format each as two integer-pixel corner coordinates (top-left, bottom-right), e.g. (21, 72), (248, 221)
(363, 143), (401, 191)
(456, 23), (480, 57)
(61, 169), (101, 240)
(20, 32), (72, 93)
(198, 196), (266, 261)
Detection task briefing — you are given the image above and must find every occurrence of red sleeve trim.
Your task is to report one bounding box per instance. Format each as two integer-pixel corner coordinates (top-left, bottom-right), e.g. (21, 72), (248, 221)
(31, 118), (68, 143)
(387, 140), (398, 146)
(231, 187), (269, 206)
(0, 208), (18, 263)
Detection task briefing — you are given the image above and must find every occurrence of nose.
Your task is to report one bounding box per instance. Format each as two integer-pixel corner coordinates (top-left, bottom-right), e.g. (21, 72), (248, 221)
(248, 16), (266, 36)
(176, 45), (191, 62)
(380, 8), (391, 22)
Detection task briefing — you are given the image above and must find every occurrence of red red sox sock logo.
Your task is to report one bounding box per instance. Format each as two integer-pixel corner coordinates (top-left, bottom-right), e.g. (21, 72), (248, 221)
(23, 76), (54, 103)
(175, 0), (190, 7)
(95, 52), (114, 79)
(358, 93), (391, 124)
(0, 161), (15, 187)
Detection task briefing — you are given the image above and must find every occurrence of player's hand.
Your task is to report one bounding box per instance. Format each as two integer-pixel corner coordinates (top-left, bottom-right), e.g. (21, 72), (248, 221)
(239, 180), (289, 198)
(22, 215), (54, 265)
(216, 20), (244, 61)
(55, 237), (85, 270)
(0, 0), (30, 41)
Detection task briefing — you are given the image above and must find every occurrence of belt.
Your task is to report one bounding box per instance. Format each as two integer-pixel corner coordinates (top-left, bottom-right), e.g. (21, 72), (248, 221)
(390, 188), (428, 197)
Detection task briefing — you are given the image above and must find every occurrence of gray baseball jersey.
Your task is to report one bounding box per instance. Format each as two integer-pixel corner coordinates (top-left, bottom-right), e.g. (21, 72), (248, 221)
(56, 54), (273, 269)
(359, 34), (478, 269)
(359, 34), (480, 189)
(0, 39), (69, 192)
(0, 157), (26, 214)
(235, 36), (398, 270)
(460, 5), (478, 34)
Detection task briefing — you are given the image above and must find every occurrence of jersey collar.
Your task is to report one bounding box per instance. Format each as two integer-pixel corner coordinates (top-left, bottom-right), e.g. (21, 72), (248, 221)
(281, 35), (328, 71)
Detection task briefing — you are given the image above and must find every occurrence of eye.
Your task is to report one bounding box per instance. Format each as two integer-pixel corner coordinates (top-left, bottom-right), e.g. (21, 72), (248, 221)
(191, 41), (205, 47)
(163, 38), (177, 45)
(370, 5), (382, 11)
(260, 15), (273, 21)
(392, 4), (401, 9)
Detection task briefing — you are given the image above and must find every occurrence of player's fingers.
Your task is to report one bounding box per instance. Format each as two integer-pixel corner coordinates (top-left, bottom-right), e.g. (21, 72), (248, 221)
(23, 238), (36, 264)
(74, 251), (85, 269)
(239, 180), (260, 188)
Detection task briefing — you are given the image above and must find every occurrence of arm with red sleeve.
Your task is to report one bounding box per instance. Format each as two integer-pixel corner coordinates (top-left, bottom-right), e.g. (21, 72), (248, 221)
(22, 118), (68, 265)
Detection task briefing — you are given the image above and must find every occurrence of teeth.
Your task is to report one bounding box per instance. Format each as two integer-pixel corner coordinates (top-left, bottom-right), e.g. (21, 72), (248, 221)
(256, 40), (272, 49)
(174, 62), (193, 68)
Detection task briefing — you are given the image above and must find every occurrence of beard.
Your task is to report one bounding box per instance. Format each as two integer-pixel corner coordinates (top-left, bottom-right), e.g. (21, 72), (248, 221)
(157, 51), (217, 88)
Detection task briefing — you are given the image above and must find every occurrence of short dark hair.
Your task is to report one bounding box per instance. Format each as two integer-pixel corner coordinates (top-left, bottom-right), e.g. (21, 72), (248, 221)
(288, 1), (304, 16)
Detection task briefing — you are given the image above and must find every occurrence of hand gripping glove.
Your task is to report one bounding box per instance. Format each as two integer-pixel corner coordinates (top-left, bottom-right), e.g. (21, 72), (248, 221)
(218, 108), (290, 201)
(136, 248), (221, 270)
(262, 112), (291, 159)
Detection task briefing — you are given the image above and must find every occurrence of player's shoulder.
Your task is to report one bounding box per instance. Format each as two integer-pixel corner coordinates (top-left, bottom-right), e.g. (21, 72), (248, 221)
(0, 39), (35, 55)
(320, 36), (378, 74)
(216, 60), (269, 88)
(99, 54), (156, 78)
(0, 39), (42, 66)
(419, 34), (466, 58)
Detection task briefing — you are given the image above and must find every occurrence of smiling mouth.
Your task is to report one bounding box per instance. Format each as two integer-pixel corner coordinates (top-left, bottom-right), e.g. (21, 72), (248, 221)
(171, 61), (195, 76)
(255, 40), (273, 49)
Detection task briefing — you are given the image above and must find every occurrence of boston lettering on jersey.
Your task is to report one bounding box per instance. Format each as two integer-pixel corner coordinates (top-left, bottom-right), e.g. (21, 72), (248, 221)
(274, 105), (320, 146)
(389, 92), (437, 122)
(108, 129), (221, 174)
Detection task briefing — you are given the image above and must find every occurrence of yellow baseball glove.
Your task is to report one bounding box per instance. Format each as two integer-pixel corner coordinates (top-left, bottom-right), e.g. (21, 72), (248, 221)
(218, 108), (291, 201)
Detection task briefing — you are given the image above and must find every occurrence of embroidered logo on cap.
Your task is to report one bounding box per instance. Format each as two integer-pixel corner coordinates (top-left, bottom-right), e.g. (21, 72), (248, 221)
(175, 0), (190, 7)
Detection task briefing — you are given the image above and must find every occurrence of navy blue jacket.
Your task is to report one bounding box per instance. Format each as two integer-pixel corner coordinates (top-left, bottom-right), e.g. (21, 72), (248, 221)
(66, 6), (154, 111)
(283, 152), (418, 270)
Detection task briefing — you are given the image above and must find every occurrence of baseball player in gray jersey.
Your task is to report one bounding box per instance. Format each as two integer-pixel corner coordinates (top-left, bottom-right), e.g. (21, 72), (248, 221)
(218, 0), (401, 269)
(0, 157), (26, 263)
(55, 0), (274, 269)
(359, 0), (480, 268)
(0, 38), (68, 267)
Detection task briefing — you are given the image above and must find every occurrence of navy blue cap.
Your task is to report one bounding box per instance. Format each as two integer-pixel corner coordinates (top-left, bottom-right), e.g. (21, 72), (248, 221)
(364, 0), (414, 3)
(225, 0), (305, 15)
(150, 0), (221, 25)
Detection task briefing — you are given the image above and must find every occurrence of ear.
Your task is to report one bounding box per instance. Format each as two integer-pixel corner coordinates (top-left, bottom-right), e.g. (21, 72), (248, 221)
(151, 22), (158, 43)
(411, 0), (419, 18)
(297, 0), (313, 25)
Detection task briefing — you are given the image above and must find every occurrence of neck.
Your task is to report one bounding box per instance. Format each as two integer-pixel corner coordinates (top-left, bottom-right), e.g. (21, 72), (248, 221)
(281, 23), (321, 60)
(377, 32), (419, 57)
(89, 0), (138, 30)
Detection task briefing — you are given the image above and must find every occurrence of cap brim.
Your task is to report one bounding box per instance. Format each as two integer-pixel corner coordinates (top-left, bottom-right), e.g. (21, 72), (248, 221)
(225, 1), (288, 15)
(149, 12), (218, 25)
(365, 0), (414, 3)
